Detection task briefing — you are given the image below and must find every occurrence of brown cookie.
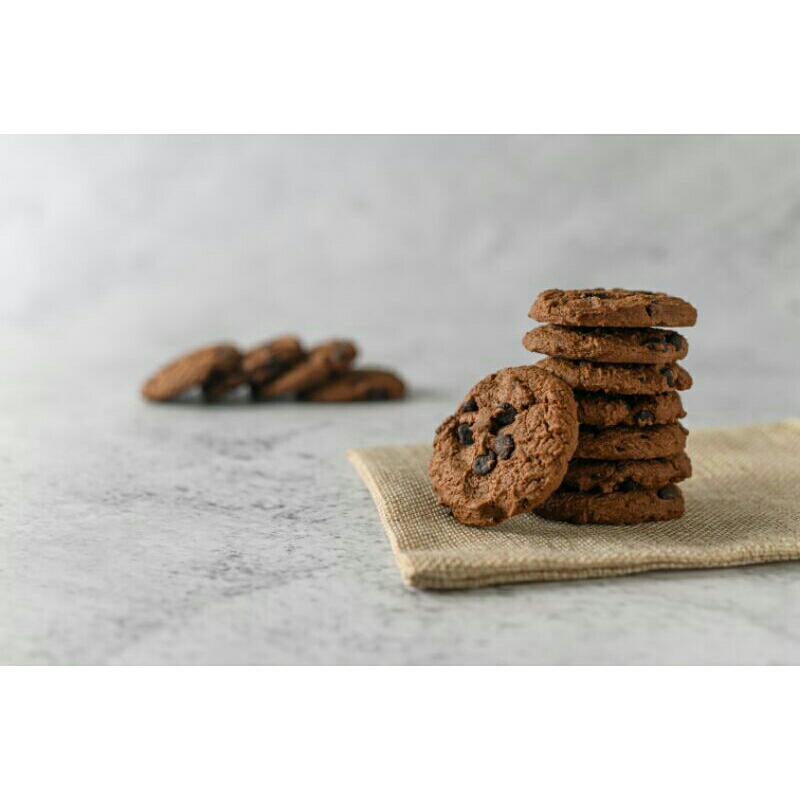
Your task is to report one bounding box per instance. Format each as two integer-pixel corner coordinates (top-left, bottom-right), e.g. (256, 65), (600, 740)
(258, 340), (357, 398)
(429, 366), (578, 527)
(242, 336), (305, 387)
(201, 367), (247, 401)
(562, 452), (692, 493)
(575, 423), (688, 460)
(303, 369), (405, 402)
(537, 357), (692, 395)
(523, 325), (688, 364)
(141, 344), (242, 401)
(576, 391), (686, 428)
(535, 484), (684, 525)
(529, 288), (697, 328)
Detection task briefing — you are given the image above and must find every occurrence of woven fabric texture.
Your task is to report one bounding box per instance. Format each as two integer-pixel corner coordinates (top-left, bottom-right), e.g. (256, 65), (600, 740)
(348, 419), (800, 590)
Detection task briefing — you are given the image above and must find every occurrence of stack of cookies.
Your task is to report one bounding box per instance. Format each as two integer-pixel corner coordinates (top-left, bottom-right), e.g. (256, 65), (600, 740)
(141, 336), (405, 403)
(524, 289), (696, 524)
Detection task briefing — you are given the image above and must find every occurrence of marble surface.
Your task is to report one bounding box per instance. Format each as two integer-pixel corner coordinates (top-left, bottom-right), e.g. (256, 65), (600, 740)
(2, 135), (799, 664)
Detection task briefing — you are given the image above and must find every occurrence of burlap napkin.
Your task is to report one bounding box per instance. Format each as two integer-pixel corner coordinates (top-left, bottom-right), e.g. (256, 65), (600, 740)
(348, 419), (800, 589)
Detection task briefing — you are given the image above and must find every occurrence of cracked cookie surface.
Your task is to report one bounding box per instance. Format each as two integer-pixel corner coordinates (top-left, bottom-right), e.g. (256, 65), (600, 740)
(429, 366), (578, 527)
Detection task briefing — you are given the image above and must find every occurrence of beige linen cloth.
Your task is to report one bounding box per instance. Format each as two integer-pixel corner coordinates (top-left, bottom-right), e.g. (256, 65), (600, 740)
(347, 419), (800, 590)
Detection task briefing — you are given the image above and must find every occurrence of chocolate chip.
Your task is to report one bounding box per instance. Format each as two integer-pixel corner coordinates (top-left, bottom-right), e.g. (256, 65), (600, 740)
(492, 434), (515, 460)
(667, 333), (683, 349)
(472, 452), (497, 475)
(634, 410), (655, 424)
(365, 388), (390, 400)
(490, 402), (517, 433)
(658, 485), (680, 499)
(456, 424), (474, 446)
(618, 478), (642, 492)
(582, 291), (608, 299)
(645, 303), (655, 316)
(460, 398), (478, 413)
(660, 366), (676, 387)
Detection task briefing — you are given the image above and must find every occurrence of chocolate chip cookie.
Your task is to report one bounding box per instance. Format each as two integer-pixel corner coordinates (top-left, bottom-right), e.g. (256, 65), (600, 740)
(429, 366), (578, 527)
(574, 423), (688, 460)
(303, 369), (406, 401)
(523, 325), (688, 364)
(535, 484), (685, 524)
(575, 391), (686, 428)
(562, 452), (692, 493)
(141, 344), (242, 402)
(258, 340), (357, 398)
(537, 357), (692, 395)
(529, 288), (697, 328)
(242, 336), (305, 387)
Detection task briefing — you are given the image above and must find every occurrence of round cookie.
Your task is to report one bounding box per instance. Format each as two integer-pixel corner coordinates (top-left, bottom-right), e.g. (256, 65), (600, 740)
(243, 336), (305, 387)
(141, 344), (242, 401)
(576, 391), (686, 428)
(523, 325), (688, 364)
(429, 366), (578, 527)
(258, 340), (357, 398)
(303, 369), (406, 401)
(575, 423), (688, 460)
(537, 357), (692, 395)
(534, 484), (685, 525)
(529, 288), (697, 328)
(562, 452), (692, 494)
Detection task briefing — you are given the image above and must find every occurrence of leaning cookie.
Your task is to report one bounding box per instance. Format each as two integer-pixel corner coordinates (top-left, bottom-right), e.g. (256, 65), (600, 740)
(242, 336), (306, 388)
(562, 453), (692, 493)
(523, 325), (688, 364)
(575, 391), (686, 428)
(258, 340), (357, 398)
(303, 369), (405, 401)
(535, 484), (684, 525)
(141, 343), (242, 401)
(537, 357), (692, 395)
(529, 288), (697, 328)
(574, 423), (688, 460)
(429, 366), (578, 527)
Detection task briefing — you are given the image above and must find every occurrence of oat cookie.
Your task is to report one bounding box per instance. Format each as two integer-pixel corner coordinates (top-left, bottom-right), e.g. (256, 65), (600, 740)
(304, 369), (405, 401)
(537, 357), (692, 395)
(429, 366), (578, 527)
(141, 344), (242, 402)
(535, 484), (685, 524)
(562, 452), (692, 493)
(523, 325), (688, 364)
(258, 340), (357, 398)
(575, 391), (686, 428)
(529, 288), (697, 328)
(575, 423), (688, 460)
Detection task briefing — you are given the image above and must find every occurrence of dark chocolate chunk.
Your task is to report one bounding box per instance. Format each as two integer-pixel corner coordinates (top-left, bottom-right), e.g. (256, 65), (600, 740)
(456, 424), (474, 446)
(460, 398), (478, 413)
(667, 332), (683, 349)
(660, 366), (676, 387)
(618, 478), (643, 492)
(492, 434), (515, 460)
(657, 484), (680, 499)
(634, 410), (655, 424)
(490, 402), (517, 433)
(472, 452), (497, 475)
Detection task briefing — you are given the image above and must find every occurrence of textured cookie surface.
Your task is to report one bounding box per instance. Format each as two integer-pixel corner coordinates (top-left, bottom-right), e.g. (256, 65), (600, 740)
(523, 325), (688, 364)
(575, 391), (686, 428)
(259, 340), (357, 398)
(575, 423), (688, 460)
(429, 366), (578, 527)
(243, 336), (305, 387)
(529, 288), (697, 328)
(538, 357), (692, 395)
(535, 484), (685, 525)
(562, 452), (692, 493)
(304, 369), (405, 401)
(141, 344), (242, 401)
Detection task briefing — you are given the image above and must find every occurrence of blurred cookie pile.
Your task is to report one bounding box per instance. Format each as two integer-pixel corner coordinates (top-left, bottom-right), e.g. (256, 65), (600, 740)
(525, 289), (696, 524)
(141, 336), (406, 403)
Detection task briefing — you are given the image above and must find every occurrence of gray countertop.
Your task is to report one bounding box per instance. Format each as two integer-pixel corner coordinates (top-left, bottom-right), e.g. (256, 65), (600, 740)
(3, 135), (799, 664)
